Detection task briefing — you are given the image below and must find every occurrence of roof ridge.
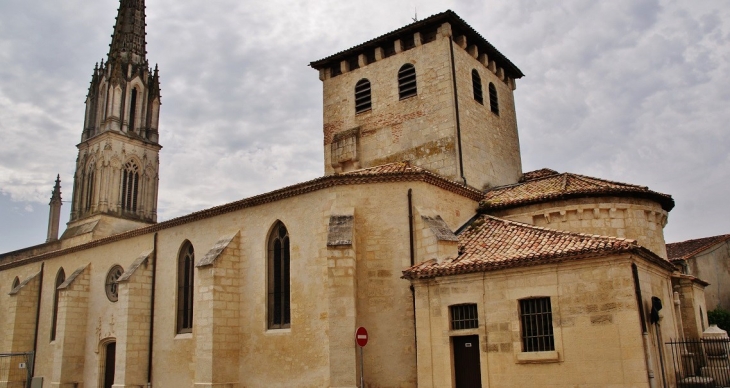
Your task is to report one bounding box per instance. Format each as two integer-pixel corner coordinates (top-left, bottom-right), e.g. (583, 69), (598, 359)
(667, 234), (730, 261)
(570, 172), (648, 189)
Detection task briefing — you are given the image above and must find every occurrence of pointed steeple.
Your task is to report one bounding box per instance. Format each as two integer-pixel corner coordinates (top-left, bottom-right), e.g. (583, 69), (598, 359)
(108, 0), (147, 64)
(46, 175), (62, 242)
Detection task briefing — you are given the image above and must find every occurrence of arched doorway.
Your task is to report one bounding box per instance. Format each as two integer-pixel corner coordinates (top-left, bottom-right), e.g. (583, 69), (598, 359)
(102, 341), (116, 388)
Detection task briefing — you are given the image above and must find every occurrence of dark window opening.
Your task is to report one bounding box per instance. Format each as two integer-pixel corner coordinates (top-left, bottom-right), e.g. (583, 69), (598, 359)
(422, 28), (438, 43)
(121, 161), (139, 212)
(268, 222), (291, 329)
(520, 297), (555, 352)
(51, 268), (65, 341)
(472, 70), (483, 104)
(347, 56), (360, 71)
(383, 42), (396, 58)
(129, 88), (137, 133)
(330, 65), (342, 78)
(355, 79), (372, 114)
(450, 304), (479, 330)
(489, 82), (499, 115)
(365, 49), (376, 64)
(401, 34), (415, 51)
(85, 168), (95, 212)
(177, 241), (194, 333)
(398, 64), (417, 100)
(12, 276), (20, 290)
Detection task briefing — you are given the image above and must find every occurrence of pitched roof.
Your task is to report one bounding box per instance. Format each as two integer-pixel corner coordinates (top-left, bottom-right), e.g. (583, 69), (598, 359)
(480, 170), (674, 212)
(0, 162), (483, 270)
(309, 10), (524, 79)
(402, 215), (673, 280)
(666, 234), (730, 262)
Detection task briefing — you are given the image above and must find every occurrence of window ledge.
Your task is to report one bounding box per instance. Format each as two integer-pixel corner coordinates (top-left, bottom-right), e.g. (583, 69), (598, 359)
(265, 328), (291, 335)
(516, 350), (559, 364)
(174, 332), (193, 340)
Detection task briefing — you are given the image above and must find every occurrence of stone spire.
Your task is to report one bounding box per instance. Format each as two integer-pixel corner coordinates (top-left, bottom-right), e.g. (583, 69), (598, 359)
(108, 0), (147, 65)
(46, 175), (62, 242)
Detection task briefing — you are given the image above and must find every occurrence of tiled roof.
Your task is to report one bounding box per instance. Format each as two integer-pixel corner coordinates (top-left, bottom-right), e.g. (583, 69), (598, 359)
(402, 215), (673, 279)
(480, 171), (674, 212)
(0, 162), (483, 270)
(309, 10), (524, 79)
(519, 168), (559, 182)
(667, 234), (730, 262)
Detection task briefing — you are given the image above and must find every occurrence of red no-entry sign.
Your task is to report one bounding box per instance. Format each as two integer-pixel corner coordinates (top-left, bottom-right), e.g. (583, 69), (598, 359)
(356, 327), (368, 347)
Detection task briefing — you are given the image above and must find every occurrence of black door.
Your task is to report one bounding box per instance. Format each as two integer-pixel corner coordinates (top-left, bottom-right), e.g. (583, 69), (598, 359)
(104, 342), (116, 388)
(453, 335), (482, 388)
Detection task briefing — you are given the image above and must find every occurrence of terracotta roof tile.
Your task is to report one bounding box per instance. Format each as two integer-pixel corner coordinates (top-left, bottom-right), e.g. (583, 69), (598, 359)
(481, 171), (674, 212)
(666, 234), (730, 262)
(402, 215), (673, 279)
(519, 168), (559, 182)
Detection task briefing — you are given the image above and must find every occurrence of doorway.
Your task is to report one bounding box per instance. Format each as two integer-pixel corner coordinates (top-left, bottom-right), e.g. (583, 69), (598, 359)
(452, 335), (482, 388)
(103, 341), (116, 388)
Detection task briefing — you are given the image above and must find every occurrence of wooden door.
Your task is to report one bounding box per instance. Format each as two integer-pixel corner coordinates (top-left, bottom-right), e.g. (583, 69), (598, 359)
(104, 342), (116, 388)
(453, 335), (482, 388)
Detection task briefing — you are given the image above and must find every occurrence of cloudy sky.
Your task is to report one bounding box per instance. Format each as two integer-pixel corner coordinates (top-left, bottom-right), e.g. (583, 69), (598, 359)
(0, 0), (728, 253)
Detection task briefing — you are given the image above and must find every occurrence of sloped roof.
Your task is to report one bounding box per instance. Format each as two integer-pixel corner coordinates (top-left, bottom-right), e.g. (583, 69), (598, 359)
(519, 168), (559, 182)
(480, 170), (674, 212)
(402, 215), (673, 280)
(667, 234), (730, 262)
(309, 10), (524, 79)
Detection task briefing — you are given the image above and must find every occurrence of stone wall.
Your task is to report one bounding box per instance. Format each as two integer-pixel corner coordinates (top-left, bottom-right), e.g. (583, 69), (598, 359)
(684, 239), (730, 311)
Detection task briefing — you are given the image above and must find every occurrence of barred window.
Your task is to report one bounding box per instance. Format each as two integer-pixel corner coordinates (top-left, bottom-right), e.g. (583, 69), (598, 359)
(450, 304), (479, 330)
(398, 64), (417, 100)
(472, 70), (483, 104)
(177, 241), (194, 333)
(520, 297), (555, 352)
(51, 268), (65, 341)
(268, 222), (290, 329)
(355, 79), (372, 114)
(488, 82), (499, 115)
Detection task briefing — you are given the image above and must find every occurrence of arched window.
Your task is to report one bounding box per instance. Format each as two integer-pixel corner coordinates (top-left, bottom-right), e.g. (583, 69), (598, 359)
(12, 276), (20, 290)
(268, 222), (290, 329)
(51, 268), (65, 341)
(355, 79), (372, 114)
(472, 70), (483, 104)
(177, 241), (194, 333)
(398, 64), (417, 100)
(121, 161), (139, 212)
(129, 88), (138, 133)
(85, 163), (95, 212)
(488, 82), (499, 115)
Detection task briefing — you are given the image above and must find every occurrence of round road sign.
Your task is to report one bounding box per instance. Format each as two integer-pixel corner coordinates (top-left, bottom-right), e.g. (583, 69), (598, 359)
(356, 326), (368, 347)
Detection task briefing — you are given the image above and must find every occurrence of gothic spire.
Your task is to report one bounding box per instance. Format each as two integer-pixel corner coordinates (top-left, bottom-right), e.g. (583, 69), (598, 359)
(108, 0), (147, 64)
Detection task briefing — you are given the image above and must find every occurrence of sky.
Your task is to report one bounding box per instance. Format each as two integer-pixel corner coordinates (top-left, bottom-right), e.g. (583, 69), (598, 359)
(0, 0), (728, 253)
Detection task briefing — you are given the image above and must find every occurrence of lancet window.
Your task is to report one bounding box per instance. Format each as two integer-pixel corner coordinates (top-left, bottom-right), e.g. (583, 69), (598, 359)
(51, 268), (65, 341)
(268, 222), (291, 329)
(177, 241), (195, 333)
(121, 161), (139, 212)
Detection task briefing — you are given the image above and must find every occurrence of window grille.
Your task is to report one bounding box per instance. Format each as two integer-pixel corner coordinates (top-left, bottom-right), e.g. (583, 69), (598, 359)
(105, 265), (124, 302)
(489, 82), (499, 115)
(398, 64), (417, 100)
(51, 268), (65, 341)
(268, 222), (291, 329)
(450, 304), (479, 330)
(121, 161), (139, 212)
(355, 79), (372, 114)
(520, 297), (555, 352)
(177, 241), (194, 333)
(472, 70), (483, 104)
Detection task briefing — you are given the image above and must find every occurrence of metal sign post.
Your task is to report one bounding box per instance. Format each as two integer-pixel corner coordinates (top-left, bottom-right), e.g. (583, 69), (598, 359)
(355, 327), (368, 388)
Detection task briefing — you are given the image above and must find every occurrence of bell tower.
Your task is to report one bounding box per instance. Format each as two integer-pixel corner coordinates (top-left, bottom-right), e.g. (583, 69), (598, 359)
(64, 0), (162, 241)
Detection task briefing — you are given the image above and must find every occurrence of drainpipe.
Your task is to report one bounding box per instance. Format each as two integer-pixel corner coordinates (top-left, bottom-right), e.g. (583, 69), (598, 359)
(31, 263), (44, 377)
(147, 233), (158, 387)
(632, 263), (658, 388)
(448, 38), (466, 185)
(408, 189), (418, 352)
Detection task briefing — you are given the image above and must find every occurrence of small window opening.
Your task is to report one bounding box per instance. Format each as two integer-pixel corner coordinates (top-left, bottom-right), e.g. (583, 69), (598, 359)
(129, 88), (137, 133)
(51, 268), (65, 341)
(365, 49), (376, 64)
(268, 222), (291, 329)
(520, 297), (555, 352)
(347, 56), (360, 71)
(450, 304), (479, 330)
(472, 70), (483, 104)
(398, 64), (417, 100)
(489, 83), (499, 115)
(12, 276), (20, 290)
(401, 35), (415, 51)
(177, 241), (195, 333)
(355, 79), (372, 114)
(330, 65), (342, 78)
(85, 168), (95, 212)
(383, 42), (396, 58)
(422, 28), (438, 43)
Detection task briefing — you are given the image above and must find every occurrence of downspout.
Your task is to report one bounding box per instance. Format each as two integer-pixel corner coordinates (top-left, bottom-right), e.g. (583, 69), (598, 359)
(632, 262), (658, 388)
(31, 262), (44, 377)
(408, 189), (418, 350)
(448, 38), (466, 185)
(147, 233), (158, 387)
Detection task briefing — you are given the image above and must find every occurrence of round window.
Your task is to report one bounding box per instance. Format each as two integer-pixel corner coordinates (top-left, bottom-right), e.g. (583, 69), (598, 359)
(105, 265), (124, 302)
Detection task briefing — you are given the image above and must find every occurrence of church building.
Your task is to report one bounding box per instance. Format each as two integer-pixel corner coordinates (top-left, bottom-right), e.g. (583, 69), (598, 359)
(0, 2), (710, 387)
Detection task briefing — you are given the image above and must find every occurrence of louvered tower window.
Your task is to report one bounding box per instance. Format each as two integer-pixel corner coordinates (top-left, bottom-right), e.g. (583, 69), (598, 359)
(355, 79), (372, 114)
(177, 241), (195, 333)
(489, 82), (499, 115)
(472, 70), (483, 104)
(128, 88), (137, 133)
(398, 64), (417, 100)
(121, 161), (139, 212)
(268, 222), (291, 329)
